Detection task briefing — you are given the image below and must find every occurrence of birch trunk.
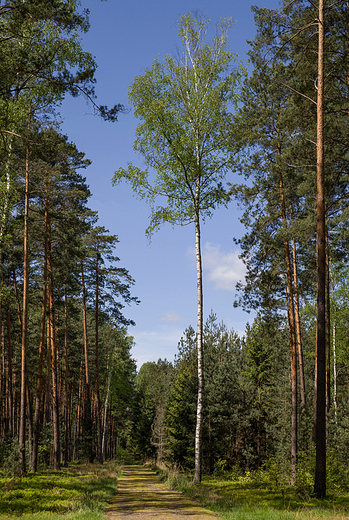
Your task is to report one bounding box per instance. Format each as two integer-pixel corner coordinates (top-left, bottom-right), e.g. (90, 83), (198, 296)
(102, 364), (112, 460)
(193, 208), (203, 485)
(333, 320), (337, 424)
(6, 307), (13, 436)
(0, 136), (13, 246)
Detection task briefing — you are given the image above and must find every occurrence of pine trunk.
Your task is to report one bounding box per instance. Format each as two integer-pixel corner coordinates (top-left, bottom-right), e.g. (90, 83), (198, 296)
(31, 199), (48, 473)
(95, 249), (103, 464)
(278, 149), (297, 483)
(19, 145), (30, 478)
(26, 376), (33, 469)
(47, 211), (60, 470)
(82, 265), (93, 463)
(325, 231), (331, 416)
(64, 286), (69, 467)
(314, 0), (326, 498)
(290, 203), (306, 409)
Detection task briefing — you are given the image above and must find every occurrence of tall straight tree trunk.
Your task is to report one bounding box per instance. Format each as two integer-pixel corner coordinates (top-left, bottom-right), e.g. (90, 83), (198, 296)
(193, 207), (203, 485)
(81, 264), (93, 463)
(1, 295), (6, 437)
(278, 145), (297, 483)
(45, 317), (51, 427)
(26, 376), (33, 469)
(102, 361), (112, 460)
(13, 267), (22, 331)
(333, 319), (337, 424)
(314, 0), (326, 498)
(64, 285), (69, 467)
(19, 144), (30, 478)
(6, 307), (13, 436)
(325, 230), (331, 416)
(31, 199), (48, 473)
(47, 211), (60, 470)
(290, 204), (306, 409)
(0, 135), (13, 244)
(95, 246), (103, 464)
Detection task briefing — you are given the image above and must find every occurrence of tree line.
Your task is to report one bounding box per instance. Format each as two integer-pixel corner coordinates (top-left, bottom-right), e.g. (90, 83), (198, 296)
(129, 301), (349, 493)
(0, 0), (138, 477)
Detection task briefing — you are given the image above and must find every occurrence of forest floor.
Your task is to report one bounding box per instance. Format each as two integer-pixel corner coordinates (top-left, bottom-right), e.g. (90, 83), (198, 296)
(105, 464), (220, 520)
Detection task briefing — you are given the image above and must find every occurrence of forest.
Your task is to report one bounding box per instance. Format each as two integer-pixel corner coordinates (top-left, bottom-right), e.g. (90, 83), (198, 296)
(0, 0), (349, 514)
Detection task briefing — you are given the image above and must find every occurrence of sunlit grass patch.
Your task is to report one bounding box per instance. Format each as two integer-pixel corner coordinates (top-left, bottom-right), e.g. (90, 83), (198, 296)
(0, 461), (118, 519)
(158, 466), (349, 520)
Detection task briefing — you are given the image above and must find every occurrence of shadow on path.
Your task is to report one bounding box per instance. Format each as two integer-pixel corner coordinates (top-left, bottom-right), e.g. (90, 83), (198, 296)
(106, 464), (220, 519)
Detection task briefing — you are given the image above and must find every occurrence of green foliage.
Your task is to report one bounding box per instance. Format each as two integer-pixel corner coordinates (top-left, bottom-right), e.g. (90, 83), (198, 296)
(113, 13), (246, 236)
(2, 437), (21, 479)
(0, 463), (118, 518)
(166, 355), (197, 468)
(159, 462), (349, 519)
(129, 359), (174, 460)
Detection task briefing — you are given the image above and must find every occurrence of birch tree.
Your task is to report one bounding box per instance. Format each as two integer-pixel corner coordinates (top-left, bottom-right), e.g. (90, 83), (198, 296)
(113, 13), (244, 483)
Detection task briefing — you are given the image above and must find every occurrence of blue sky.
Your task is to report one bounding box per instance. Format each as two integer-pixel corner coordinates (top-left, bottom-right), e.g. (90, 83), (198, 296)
(59, 0), (279, 367)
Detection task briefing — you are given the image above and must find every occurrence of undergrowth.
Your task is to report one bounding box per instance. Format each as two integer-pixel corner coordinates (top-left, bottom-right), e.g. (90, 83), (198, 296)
(0, 461), (119, 519)
(156, 459), (349, 520)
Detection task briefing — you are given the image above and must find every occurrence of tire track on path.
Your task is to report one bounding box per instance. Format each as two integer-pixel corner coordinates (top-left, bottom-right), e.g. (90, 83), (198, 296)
(106, 464), (220, 520)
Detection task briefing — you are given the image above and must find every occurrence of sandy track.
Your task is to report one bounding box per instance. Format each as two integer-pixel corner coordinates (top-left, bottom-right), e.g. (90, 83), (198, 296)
(105, 464), (220, 520)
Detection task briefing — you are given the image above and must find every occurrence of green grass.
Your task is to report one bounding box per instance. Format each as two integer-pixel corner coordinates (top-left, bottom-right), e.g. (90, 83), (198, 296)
(0, 461), (119, 519)
(157, 467), (349, 520)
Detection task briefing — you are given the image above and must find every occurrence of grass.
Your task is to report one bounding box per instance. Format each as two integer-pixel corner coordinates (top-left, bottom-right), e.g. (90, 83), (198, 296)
(0, 461), (120, 519)
(156, 466), (349, 520)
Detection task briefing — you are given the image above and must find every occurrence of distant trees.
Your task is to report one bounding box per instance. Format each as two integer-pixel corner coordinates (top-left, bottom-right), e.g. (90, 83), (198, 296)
(129, 312), (301, 477)
(128, 302), (348, 489)
(130, 359), (174, 461)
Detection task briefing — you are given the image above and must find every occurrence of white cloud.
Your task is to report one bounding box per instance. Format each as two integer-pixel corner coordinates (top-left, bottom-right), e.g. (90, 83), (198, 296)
(131, 327), (184, 369)
(202, 243), (246, 291)
(159, 312), (181, 322)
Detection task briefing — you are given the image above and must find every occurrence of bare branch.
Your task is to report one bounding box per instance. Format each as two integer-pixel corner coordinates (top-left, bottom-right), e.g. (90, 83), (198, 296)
(277, 80), (317, 105)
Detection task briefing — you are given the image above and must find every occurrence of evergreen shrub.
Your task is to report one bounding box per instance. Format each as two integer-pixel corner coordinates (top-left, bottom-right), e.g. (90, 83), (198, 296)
(326, 451), (349, 491)
(294, 452), (314, 497)
(2, 437), (21, 479)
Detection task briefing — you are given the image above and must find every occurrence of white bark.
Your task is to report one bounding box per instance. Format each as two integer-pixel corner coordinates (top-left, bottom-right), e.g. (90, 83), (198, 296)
(193, 209), (203, 485)
(333, 320), (337, 424)
(0, 137), (13, 244)
(102, 361), (112, 460)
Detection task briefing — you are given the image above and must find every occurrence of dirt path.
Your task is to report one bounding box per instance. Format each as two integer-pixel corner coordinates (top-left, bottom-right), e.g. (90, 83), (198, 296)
(105, 464), (220, 520)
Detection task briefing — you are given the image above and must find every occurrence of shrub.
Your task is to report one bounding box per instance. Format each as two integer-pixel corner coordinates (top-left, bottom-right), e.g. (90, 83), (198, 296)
(3, 437), (21, 479)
